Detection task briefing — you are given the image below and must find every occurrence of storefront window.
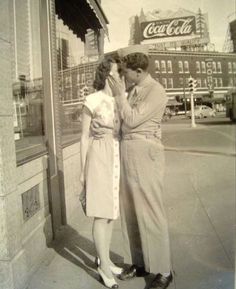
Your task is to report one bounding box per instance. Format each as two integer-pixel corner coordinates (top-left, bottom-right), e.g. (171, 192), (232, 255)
(11, 0), (46, 164)
(56, 18), (100, 144)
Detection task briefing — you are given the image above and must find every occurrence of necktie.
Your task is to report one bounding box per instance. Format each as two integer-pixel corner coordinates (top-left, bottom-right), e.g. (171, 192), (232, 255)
(128, 87), (138, 107)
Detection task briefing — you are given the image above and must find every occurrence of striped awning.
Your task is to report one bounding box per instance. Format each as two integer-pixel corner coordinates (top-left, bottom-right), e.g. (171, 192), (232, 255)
(86, 0), (109, 35)
(55, 0), (109, 41)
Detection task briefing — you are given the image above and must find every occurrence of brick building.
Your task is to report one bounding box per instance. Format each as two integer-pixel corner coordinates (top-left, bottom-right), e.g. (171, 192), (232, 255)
(58, 49), (236, 113)
(148, 50), (236, 110)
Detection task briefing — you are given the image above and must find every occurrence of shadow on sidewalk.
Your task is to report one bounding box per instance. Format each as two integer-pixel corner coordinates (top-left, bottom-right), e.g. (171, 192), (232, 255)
(47, 225), (123, 284)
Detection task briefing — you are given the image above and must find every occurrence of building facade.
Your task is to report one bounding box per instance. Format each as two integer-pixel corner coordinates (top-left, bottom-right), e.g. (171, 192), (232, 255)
(148, 50), (236, 109)
(57, 49), (236, 114)
(0, 1), (108, 289)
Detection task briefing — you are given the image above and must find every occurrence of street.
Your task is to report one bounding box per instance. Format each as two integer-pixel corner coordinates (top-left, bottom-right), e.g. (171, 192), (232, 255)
(162, 113), (235, 156)
(28, 115), (235, 289)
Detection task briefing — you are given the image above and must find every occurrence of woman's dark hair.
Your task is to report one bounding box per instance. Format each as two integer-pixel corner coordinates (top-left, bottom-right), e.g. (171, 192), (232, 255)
(93, 57), (116, 91)
(123, 53), (149, 71)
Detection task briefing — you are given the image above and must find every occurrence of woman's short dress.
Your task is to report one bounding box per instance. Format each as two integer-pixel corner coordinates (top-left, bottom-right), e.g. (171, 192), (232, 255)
(83, 91), (121, 220)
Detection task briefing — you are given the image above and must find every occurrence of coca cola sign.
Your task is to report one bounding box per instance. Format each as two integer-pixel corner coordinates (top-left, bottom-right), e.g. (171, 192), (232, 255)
(141, 16), (196, 40)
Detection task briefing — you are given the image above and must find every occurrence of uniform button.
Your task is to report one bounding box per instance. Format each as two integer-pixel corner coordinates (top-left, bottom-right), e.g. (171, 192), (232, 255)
(115, 120), (118, 123)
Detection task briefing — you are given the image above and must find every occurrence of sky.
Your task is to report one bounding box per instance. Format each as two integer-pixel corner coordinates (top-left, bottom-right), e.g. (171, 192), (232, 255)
(101, 0), (236, 52)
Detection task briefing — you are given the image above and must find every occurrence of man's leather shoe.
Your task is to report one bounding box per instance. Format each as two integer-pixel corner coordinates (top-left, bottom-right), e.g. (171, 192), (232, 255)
(119, 265), (149, 280)
(148, 272), (173, 289)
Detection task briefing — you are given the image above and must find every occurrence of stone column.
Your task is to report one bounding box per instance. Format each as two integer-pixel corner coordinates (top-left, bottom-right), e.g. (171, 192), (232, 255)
(0, 1), (25, 288)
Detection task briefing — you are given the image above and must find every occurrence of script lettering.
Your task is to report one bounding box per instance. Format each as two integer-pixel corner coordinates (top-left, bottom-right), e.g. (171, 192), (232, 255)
(142, 17), (195, 39)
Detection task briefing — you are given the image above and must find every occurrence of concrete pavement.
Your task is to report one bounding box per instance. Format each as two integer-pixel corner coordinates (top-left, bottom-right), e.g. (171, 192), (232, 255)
(162, 119), (236, 157)
(27, 122), (235, 289)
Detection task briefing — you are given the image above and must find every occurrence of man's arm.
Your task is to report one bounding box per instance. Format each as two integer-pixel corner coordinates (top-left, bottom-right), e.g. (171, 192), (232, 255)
(116, 84), (167, 128)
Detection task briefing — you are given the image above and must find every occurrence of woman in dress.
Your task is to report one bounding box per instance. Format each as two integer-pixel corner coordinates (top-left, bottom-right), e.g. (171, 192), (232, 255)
(80, 57), (122, 289)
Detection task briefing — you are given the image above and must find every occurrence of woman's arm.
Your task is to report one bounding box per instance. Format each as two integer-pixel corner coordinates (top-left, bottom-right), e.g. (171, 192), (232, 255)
(80, 106), (92, 183)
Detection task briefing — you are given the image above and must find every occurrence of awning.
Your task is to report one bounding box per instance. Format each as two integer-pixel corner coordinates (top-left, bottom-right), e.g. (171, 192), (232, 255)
(166, 99), (182, 106)
(55, 0), (109, 41)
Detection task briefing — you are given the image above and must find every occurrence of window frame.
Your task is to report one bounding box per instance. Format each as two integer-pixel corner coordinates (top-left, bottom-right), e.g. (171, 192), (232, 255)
(154, 60), (160, 73)
(184, 61), (189, 73)
(167, 60), (172, 73)
(178, 61), (184, 73)
(196, 61), (201, 73)
(161, 60), (166, 73)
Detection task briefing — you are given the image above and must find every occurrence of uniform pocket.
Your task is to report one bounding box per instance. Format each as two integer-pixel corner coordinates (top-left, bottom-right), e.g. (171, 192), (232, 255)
(148, 141), (164, 161)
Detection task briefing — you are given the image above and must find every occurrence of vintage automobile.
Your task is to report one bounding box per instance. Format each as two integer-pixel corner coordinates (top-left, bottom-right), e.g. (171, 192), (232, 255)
(187, 105), (216, 119)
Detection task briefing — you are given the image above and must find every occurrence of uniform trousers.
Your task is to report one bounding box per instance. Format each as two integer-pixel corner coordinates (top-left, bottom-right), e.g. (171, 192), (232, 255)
(120, 136), (171, 274)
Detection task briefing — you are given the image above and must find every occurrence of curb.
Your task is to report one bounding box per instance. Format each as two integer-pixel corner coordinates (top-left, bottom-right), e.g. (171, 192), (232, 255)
(164, 146), (236, 157)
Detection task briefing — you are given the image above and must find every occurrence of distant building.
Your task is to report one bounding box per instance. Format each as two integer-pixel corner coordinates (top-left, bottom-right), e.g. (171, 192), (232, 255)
(85, 28), (105, 56)
(148, 50), (236, 109)
(57, 37), (69, 70)
(230, 19), (236, 52)
(105, 47), (236, 111)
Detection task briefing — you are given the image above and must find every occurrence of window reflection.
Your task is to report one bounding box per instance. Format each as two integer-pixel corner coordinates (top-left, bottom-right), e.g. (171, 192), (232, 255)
(11, 0), (45, 163)
(56, 18), (100, 144)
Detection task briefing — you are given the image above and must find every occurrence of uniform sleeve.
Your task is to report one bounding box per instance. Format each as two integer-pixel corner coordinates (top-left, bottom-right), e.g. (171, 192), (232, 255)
(83, 93), (99, 114)
(116, 83), (167, 128)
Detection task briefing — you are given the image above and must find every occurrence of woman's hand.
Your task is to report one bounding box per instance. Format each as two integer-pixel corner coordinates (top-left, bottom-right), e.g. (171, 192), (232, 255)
(91, 119), (112, 139)
(108, 75), (126, 98)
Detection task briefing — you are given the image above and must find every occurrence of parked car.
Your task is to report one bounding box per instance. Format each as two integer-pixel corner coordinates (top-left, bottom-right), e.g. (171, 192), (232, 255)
(187, 105), (216, 119)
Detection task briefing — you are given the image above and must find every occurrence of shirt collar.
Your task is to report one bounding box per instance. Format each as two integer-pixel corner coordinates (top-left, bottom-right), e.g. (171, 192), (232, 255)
(135, 74), (152, 92)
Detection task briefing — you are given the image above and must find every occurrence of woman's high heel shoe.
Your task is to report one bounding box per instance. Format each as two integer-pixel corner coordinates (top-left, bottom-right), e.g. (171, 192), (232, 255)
(97, 267), (119, 289)
(95, 257), (123, 275)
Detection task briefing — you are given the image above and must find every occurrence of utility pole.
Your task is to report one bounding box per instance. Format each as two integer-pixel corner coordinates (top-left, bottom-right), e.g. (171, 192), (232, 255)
(190, 92), (196, 128)
(183, 77), (187, 115)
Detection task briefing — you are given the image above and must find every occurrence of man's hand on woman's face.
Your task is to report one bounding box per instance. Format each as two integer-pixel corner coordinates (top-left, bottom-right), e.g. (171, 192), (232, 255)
(107, 75), (126, 97)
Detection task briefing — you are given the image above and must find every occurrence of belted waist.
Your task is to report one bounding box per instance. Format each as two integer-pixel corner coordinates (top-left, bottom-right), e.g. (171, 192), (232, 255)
(122, 132), (161, 140)
(92, 133), (121, 141)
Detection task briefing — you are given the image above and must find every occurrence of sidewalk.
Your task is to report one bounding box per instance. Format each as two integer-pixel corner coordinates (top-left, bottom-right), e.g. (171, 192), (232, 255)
(27, 146), (235, 289)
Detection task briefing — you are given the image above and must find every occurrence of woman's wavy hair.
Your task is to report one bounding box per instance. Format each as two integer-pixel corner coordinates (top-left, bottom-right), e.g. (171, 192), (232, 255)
(93, 57), (116, 91)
